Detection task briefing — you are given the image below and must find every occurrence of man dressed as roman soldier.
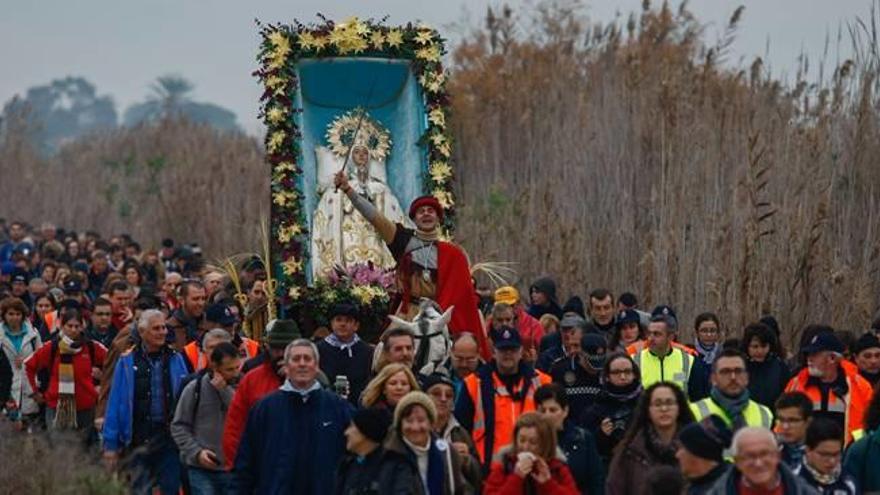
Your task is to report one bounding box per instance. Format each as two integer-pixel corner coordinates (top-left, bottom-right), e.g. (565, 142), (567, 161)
(334, 171), (489, 358)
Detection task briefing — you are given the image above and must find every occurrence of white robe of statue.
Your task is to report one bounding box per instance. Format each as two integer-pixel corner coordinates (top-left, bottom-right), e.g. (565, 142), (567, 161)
(311, 145), (409, 278)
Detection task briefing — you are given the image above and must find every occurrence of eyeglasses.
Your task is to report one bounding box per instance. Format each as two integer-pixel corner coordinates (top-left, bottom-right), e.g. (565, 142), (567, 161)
(715, 368), (747, 378)
(650, 399), (678, 410)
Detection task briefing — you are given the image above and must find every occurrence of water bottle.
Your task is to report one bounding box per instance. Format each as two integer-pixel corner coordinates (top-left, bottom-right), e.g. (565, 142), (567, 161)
(334, 375), (350, 399)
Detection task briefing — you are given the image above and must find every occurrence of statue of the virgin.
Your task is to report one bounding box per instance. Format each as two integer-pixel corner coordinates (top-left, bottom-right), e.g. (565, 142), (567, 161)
(311, 109), (410, 278)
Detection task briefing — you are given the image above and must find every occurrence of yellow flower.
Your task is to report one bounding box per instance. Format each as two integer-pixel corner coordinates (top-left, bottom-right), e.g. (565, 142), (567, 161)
(275, 161), (295, 173)
(266, 106), (285, 124)
(339, 16), (369, 36)
(277, 223), (302, 243)
(415, 30), (434, 45)
(369, 30), (385, 49)
(386, 29), (404, 48)
(432, 189), (454, 209)
(351, 286), (375, 305)
(428, 108), (446, 128)
(272, 191), (289, 207)
(430, 162), (453, 183)
(298, 31), (317, 51)
(267, 30), (290, 52)
(415, 45), (441, 62)
(313, 35), (328, 51)
(437, 142), (451, 158)
(429, 132), (446, 146)
(288, 287), (302, 300)
(265, 75), (285, 91)
(281, 257), (303, 276)
(267, 131), (286, 152)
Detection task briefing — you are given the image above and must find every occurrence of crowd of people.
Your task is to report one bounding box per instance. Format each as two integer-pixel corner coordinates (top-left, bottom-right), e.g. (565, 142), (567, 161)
(1, 211), (880, 495)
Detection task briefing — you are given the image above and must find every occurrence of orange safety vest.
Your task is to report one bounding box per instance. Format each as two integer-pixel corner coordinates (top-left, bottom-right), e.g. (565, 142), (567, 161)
(185, 338), (260, 371)
(626, 339), (697, 356)
(464, 366), (552, 464)
(784, 361), (874, 445)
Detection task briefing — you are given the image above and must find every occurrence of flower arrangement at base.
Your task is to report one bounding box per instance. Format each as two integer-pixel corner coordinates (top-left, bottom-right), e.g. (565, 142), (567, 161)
(289, 262), (396, 341)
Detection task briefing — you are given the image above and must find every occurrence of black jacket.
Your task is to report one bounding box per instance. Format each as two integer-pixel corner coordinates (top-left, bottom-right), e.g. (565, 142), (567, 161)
(686, 463), (730, 495)
(317, 338), (374, 406)
(559, 421), (605, 495)
(335, 446), (424, 495)
(580, 387), (641, 464)
(746, 356), (790, 409)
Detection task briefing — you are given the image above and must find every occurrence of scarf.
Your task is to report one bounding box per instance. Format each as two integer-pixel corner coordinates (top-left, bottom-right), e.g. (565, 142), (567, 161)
(604, 380), (643, 403)
(803, 458), (841, 486)
(415, 227), (441, 242)
(324, 333), (361, 358)
(55, 335), (82, 429)
(710, 387), (750, 430)
(645, 425), (679, 464)
(695, 340), (719, 365)
(404, 436), (446, 495)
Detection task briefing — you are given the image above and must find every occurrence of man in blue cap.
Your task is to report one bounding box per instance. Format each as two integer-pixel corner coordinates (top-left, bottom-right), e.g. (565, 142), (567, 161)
(548, 332), (607, 422)
(784, 330), (874, 446)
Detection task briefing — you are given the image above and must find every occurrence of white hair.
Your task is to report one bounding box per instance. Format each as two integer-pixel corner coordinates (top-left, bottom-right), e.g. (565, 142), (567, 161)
(284, 338), (320, 364)
(730, 426), (777, 457)
(137, 309), (165, 332)
(203, 328), (232, 344)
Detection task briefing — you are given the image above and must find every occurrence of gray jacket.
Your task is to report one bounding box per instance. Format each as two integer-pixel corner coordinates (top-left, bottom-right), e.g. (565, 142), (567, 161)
(171, 371), (235, 469)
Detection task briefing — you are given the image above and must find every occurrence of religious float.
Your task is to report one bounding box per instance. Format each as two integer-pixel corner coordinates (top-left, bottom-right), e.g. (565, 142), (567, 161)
(255, 16), (456, 340)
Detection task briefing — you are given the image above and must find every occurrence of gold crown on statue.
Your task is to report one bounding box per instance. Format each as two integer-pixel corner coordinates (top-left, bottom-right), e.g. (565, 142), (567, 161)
(326, 108), (392, 162)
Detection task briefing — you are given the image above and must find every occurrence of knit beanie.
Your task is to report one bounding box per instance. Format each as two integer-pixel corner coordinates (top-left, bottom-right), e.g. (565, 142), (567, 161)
(264, 319), (301, 347)
(678, 415), (732, 463)
(352, 407), (392, 444)
(853, 332), (880, 355)
(393, 391), (437, 430)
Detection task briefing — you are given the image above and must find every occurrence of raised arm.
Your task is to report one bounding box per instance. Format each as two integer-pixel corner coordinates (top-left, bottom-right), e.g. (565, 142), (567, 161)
(334, 171), (397, 243)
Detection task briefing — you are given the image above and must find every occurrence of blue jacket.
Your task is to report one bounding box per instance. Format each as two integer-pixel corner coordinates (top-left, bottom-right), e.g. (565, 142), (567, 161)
(102, 347), (188, 452)
(234, 387), (353, 494)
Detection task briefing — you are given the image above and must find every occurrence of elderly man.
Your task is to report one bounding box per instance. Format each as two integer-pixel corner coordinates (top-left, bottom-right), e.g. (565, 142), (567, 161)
(708, 427), (818, 494)
(690, 349), (774, 433)
(784, 331), (873, 445)
(102, 309), (190, 494)
(234, 339), (353, 494)
(445, 332), (483, 400)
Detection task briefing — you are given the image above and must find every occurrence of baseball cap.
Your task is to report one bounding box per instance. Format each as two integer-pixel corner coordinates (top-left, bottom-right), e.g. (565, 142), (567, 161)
(616, 309), (641, 327)
(490, 325), (522, 350)
(801, 332), (845, 355)
(494, 286), (519, 306)
(205, 303), (237, 326)
(63, 278), (82, 293)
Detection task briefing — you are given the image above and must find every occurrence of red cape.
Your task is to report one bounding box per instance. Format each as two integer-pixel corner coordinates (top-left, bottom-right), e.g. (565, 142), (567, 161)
(436, 241), (491, 359)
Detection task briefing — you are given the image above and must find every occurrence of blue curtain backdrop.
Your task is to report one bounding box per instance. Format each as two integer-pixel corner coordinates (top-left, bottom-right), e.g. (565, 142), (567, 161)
(293, 57), (428, 280)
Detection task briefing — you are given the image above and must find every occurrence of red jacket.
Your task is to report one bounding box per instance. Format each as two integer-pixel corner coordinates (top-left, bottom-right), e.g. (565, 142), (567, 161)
(222, 360), (283, 467)
(24, 340), (107, 411)
(483, 453), (579, 495)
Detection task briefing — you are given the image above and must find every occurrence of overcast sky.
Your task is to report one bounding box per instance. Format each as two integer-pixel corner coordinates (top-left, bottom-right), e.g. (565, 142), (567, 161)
(1, 0), (874, 134)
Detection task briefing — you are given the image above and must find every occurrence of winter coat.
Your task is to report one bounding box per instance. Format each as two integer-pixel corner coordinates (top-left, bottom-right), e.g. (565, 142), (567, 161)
(170, 370), (236, 469)
(686, 463), (731, 495)
(704, 463), (819, 495)
(222, 359), (283, 467)
(746, 355), (790, 409)
(233, 387), (353, 495)
(792, 462), (857, 494)
(483, 446), (579, 495)
(1, 322), (42, 414)
(24, 337), (107, 410)
(579, 389), (640, 465)
(317, 337), (374, 406)
(101, 346), (188, 452)
(335, 446), (424, 495)
(605, 429), (678, 495)
(843, 427), (880, 493)
(384, 429), (470, 495)
(438, 417), (483, 493)
(558, 422), (604, 495)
